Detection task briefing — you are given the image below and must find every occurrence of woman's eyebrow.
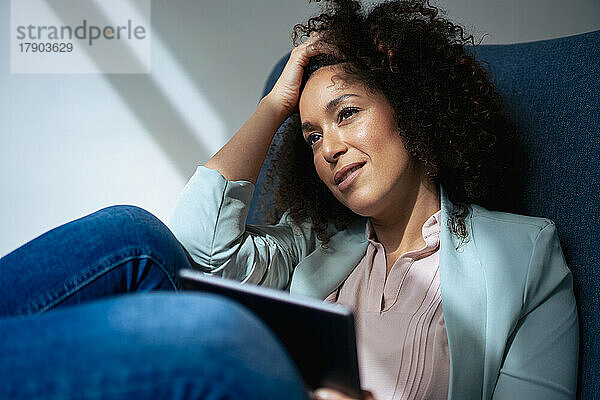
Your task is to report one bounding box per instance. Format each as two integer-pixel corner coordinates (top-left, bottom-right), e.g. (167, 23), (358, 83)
(325, 94), (359, 114)
(301, 94), (360, 133)
(301, 121), (318, 134)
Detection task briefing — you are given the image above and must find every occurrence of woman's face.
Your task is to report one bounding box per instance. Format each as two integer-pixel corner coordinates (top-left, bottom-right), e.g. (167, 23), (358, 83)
(298, 64), (423, 219)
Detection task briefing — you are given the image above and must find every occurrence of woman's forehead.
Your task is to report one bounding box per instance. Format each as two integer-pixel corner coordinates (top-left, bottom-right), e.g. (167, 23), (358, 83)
(307, 65), (354, 89)
(301, 68), (361, 109)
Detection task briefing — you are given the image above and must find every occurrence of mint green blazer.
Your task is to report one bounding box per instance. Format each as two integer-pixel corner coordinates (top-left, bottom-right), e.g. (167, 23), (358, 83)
(169, 166), (579, 399)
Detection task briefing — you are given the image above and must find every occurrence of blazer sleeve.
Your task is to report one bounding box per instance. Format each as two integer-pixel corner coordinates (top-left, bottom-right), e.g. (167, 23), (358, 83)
(167, 166), (318, 290)
(492, 222), (579, 399)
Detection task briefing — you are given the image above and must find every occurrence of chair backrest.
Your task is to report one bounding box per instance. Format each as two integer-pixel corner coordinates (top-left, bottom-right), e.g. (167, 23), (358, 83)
(249, 30), (600, 399)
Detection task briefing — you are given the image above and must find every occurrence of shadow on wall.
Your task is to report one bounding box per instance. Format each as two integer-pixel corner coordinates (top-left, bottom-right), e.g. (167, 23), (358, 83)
(45, 0), (228, 178)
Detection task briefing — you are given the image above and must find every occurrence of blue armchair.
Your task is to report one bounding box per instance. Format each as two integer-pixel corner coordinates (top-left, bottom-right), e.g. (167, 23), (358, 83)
(249, 29), (600, 399)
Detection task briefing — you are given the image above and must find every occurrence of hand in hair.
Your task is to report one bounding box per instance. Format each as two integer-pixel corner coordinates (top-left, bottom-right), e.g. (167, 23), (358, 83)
(264, 31), (340, 118)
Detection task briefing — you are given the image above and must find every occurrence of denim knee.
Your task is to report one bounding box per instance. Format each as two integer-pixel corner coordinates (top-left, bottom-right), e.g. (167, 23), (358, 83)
(88, 205), (177, 253)
(0, 205), (194, 317)
(84, 205), (191, 285)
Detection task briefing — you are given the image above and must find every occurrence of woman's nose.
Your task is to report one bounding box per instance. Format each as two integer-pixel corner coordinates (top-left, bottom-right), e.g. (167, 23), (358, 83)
(321, 130), (347, 163)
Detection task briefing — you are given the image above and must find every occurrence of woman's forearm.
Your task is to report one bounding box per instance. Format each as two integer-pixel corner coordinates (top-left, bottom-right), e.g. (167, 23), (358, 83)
(204, 95), (288, 184)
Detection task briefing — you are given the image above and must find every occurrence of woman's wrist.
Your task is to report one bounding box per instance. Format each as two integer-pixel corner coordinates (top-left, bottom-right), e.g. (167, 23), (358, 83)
(258, 94), (291, 126)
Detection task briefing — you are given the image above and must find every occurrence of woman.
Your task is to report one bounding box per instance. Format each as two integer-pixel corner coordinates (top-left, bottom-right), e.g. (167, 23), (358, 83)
(0, 0), (578, 399)
(169, 0), (578, 398)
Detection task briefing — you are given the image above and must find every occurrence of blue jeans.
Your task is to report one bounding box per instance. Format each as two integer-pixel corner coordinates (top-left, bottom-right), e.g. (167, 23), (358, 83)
(0, 206), (310, 400)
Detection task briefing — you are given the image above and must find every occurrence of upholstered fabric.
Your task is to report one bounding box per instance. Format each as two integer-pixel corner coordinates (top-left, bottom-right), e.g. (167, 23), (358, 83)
(249, 30), (600, 399)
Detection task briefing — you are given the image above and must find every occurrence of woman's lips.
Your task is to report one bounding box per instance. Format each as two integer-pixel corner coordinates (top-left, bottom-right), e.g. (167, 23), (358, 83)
(334, 162), (365, 184)
(337, 164), (364, 191)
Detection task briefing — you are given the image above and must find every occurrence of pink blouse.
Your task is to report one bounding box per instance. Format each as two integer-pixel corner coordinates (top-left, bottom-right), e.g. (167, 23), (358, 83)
(324, 210), (449, 400)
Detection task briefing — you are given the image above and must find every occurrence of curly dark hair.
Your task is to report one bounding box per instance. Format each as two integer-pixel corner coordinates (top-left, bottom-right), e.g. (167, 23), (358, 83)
(262, 0), (523, 247)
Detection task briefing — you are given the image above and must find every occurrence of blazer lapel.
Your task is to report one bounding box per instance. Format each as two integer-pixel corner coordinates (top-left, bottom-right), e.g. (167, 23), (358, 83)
(289, 217), (368, 299)
(438, 185), (488, 400)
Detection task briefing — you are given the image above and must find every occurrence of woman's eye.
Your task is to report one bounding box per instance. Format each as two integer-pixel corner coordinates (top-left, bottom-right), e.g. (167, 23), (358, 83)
(306, 133), (322, 146)
(338, 107), (359, 122)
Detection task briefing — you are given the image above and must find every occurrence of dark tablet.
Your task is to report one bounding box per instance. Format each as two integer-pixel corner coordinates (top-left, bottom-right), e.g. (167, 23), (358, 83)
(179, 269), (362, 399)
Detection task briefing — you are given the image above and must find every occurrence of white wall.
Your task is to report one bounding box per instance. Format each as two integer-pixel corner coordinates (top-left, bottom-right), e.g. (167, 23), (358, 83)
(440, 0), (600, 44)
(1, 0), (599, 257)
